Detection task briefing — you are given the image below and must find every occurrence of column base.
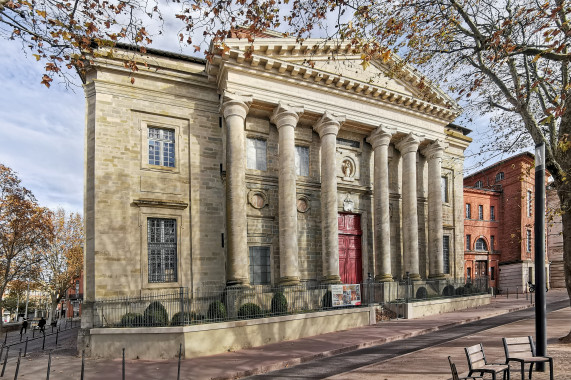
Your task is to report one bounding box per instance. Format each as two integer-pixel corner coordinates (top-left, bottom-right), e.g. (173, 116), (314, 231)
(226, 279), (251, 288)
(408, 273), (422, 281)
(321, 275), (342, 285)
(428, 274), (447, 280)
(375, 274), (394, 282)
(279, 276), (301, 286)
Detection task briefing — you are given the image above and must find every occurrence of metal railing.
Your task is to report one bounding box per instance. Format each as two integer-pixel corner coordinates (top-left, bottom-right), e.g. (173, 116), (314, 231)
(92, 277), (489, 328)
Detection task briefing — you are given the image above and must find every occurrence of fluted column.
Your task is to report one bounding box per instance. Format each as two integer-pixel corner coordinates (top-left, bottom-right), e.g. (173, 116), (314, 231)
(421, 140), (447, 278)
(367, 126), (394, 282)
(314, 112), (345, 284)
(221, 92), (252, 286)
(396, 133), (421, 280)
(271, 102), (304, 286)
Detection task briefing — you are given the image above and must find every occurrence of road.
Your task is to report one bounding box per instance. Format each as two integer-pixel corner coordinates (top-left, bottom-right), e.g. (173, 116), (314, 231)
(245, 298), (570, 379)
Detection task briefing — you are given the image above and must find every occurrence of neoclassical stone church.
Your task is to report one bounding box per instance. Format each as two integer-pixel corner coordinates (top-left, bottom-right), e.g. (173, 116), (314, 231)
(83, 34), (471, 300)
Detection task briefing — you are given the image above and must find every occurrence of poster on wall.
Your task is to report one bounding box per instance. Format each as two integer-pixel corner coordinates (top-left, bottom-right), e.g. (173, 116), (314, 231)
(331, 284), (361, 307)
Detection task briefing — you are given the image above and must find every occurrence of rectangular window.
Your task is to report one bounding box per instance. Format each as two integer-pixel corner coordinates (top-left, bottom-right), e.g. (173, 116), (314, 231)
(148, 127), (175, 167)
(247, 138), (267, 171)
(490, 235), (495, 251)
(478, 205), (484, 220)
(467, 267), (472, 281)
(490, 206), (495, 221)
(490, 266), (495, 281)
(466, 204), (471, 219)
(148, 218), (177, 283)
(441, 177), (449, 203)
(526, 229), (532, 252)
(466, 234), (471, 251)
(249, 246), (271, 285)
(295, 145), (309, 176)
(527, 190), (532, 217)
(443, 235), (450, 274)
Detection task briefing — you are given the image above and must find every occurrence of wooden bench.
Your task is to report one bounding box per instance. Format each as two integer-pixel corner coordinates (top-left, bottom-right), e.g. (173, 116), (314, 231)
(502, 336), (553, 380)
(465, 343), (510, 380)
(448, 356), (483, 380)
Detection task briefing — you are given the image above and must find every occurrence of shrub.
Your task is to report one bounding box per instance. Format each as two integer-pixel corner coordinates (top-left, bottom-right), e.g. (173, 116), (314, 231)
(271, 292), (288, 315)
(143, 301), (169, 326)
(464, 282), (474, 294)
(207, 301), (227, 320)
(237, 303), (262, 319)
(170, 311), (199, 326)
(322, 291), (332, 308)
(120, 312), (144, 327)
(455, 286), (467, 296)
(442, 285), (455, 297)
(415, 287), (428, 299)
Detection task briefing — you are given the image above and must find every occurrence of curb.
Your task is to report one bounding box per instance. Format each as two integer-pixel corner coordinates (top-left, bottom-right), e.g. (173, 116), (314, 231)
(211, 302), (536, 380)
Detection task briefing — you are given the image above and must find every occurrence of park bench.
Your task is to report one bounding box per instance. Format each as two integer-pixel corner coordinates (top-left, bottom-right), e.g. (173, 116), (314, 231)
(464, 343), (510, 380)
(502, 336), (553, 380)
(448, 356), (483, 380)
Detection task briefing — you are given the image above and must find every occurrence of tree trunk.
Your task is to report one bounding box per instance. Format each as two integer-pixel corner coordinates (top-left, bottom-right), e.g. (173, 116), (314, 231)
(47, 297), (59, 325)
(558, 182), (571, 339)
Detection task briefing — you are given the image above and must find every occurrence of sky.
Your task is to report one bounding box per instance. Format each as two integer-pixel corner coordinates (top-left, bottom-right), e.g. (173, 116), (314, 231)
(0, 13), (508, 216)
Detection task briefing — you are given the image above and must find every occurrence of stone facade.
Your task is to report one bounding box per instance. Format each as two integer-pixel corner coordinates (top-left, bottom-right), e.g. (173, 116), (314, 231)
(82, 38), (471, 305)
(547, 187), (564, 288)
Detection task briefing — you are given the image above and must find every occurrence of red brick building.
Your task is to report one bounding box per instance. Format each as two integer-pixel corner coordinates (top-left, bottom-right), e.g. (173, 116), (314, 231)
(59, 273), (83, 318)
(463, 152), (549, 292)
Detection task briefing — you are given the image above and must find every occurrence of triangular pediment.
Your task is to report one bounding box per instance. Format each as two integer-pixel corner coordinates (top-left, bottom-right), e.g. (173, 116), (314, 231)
(214, 37), (459, 112)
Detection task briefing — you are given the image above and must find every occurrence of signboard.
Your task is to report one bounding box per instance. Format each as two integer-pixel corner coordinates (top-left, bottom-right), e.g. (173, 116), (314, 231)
(331, 284), (361, 307)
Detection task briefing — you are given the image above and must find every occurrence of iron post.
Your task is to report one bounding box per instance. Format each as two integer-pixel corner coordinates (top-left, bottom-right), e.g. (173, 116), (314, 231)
(535, 142), (547, 371)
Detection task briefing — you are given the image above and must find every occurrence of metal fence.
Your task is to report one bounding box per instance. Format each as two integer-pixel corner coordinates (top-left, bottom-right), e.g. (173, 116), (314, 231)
(93, 277), (489, 328)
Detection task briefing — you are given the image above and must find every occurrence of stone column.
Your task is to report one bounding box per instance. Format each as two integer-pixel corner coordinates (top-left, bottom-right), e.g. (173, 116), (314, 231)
(367, 126), (394, 282)
(421, 140), (447, 278)
(396, 133), (421, 280)
(271, 102), (304, 286)
(221, 93), (252, 286)
(314, 112), (345, 284)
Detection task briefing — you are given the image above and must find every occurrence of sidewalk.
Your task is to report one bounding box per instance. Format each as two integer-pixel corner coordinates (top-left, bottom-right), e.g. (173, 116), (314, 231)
(10, 289), (571, 380)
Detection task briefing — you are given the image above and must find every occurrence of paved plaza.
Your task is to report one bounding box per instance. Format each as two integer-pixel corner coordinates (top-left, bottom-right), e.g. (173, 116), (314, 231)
(4, 290), (570, 379)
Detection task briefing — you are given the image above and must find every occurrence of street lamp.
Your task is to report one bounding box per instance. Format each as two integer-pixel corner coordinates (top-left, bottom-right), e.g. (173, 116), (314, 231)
(535, 143), (547, 371)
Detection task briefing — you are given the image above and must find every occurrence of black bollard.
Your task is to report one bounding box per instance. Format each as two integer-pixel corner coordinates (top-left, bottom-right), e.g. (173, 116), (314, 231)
(80, 350), (85, 380)
(46, 352), (51, 380)
(3, 334), (6, 346)
(177, 343), (182, 380)
(23, 338), (28, 358)
(122, 348), (125, 380)
(1, 346), (10, 377)
(14, 349), (21, 380)
(42, 334), (46, 350)
(32, 329), (34, 339)
(55, 330), (58, 346)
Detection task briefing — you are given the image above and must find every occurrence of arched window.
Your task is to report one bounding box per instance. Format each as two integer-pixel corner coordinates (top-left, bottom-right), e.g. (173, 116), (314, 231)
(475, 238), (488, 251)
(495, 172), (504, 182)
(475, 180), (483, 188)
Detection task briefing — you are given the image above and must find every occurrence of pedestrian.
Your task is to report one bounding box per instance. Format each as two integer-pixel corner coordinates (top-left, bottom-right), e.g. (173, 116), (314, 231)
(38, 316), (46, 334)
(20, 318), (28, 336)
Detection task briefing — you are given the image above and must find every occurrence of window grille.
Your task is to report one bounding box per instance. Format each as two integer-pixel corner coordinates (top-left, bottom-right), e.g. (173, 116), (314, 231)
(490, 206), (495, 221)
(148, 127), (175, 167)
(295, 146), (309, 176)
(526, 229), (532, 252)
(148, 218), (177, 283)
(475, 238), (487, 251)
(247, 138), (267, 171)
(466, 204), (471, 219)
(441, 177), (449, 203)
(443, 235), (450, 274)
(249, 246), (271, 285)
(478, 205), (484, 220)
(496, 172), (504, 182)
(466, 234), (471, 250)
(527, 190), (532, 217)
(491, 235), (495, 251)
(475, 180), (483, 188)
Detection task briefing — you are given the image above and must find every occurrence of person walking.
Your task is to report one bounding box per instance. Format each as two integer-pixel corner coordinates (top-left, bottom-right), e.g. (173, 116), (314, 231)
(38, 316), (46, 334)
(19, 318), (28, 338)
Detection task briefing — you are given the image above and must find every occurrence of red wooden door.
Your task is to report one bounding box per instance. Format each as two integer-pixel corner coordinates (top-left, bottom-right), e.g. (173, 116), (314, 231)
(338, 213), (363, 284)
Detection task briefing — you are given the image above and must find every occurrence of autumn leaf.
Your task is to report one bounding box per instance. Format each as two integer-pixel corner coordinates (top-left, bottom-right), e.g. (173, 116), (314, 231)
(41, 74), (52, 88)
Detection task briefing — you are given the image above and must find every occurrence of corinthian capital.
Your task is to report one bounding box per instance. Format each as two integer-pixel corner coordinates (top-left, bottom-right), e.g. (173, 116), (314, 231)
(395, 132), (422, 154)
(220, 91), (253, 119)
(421, 139), (448, 160)
(270, 102), (304, 130)
(367, 125), (395, 149)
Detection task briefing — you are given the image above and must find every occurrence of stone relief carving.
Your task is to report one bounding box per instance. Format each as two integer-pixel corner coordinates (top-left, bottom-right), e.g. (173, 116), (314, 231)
(296, 195), (311, 213)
